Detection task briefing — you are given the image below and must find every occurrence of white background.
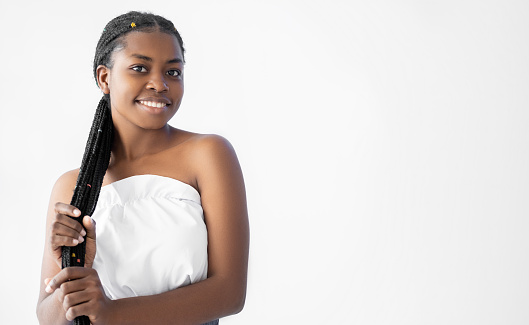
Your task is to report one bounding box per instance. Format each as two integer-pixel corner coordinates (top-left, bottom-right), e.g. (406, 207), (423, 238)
(1, 0), (528, 324)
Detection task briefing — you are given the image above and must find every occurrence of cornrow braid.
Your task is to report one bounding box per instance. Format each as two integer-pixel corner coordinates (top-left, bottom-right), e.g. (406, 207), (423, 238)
(61, 11), (186, 325)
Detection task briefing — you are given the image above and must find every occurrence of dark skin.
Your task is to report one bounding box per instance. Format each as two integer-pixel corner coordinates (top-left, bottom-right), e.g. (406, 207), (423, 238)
(37, 30), (249, 324)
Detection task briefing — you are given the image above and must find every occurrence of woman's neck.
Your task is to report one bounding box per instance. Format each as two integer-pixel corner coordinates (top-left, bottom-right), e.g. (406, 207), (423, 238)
(110, 123), (174, 163)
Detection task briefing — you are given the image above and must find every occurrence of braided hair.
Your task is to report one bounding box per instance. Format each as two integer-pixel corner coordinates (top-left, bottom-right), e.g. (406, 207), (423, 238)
(61, 11), (185, 325)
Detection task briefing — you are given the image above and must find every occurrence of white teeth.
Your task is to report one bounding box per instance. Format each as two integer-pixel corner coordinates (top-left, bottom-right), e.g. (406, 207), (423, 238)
(139, 100), (167, 108)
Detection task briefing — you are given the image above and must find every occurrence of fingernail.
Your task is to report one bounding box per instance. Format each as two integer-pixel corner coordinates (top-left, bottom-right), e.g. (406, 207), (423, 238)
(45, 284), (52, 293)
(73, 239), (79, 245)
(73, 209), (81, 216)
(78, 236), (84, 243)
(81, 229), (86, 237)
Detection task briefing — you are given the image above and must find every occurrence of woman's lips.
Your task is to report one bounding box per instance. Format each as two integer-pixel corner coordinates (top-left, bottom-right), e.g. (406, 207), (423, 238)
(136, 100), (168, 113)
(137, 100), (168, 108)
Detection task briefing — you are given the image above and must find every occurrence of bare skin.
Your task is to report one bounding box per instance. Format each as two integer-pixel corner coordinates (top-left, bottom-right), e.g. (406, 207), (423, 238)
(37, 30), (249, 324)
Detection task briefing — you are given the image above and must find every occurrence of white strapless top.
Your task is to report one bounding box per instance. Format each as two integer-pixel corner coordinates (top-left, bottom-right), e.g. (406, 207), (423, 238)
(91, 174), (208, 300)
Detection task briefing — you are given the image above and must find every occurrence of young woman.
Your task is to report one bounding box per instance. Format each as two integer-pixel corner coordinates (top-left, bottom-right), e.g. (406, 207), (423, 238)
(36, 11), (249, 325)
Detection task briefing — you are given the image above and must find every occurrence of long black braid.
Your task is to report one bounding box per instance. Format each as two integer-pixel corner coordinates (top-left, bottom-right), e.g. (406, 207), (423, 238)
(61, 11), (185, 325)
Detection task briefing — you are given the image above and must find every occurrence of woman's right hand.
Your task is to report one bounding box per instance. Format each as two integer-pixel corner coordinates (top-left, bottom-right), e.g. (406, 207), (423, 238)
(48, 203), (97, 269)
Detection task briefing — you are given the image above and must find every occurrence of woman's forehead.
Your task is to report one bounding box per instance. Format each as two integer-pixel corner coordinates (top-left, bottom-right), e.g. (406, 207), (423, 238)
(117, 31), (183, 61)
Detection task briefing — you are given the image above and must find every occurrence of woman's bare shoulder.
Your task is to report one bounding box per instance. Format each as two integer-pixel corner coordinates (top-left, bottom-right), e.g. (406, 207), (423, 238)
(171, 128), (235, 157)
(51, 168), (80, 199)
(183, 133), (242, 189)
(182, 133), (236, 161)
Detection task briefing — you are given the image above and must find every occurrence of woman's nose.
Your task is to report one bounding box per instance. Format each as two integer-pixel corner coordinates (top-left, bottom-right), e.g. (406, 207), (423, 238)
(147, 75), (169, 93)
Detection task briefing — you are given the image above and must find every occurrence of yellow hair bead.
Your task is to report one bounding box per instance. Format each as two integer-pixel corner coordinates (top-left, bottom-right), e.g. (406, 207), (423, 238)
(131, 22), (136, 28)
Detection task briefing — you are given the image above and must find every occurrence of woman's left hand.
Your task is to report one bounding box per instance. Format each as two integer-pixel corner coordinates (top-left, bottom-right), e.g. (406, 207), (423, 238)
(44, 267), (114, 323)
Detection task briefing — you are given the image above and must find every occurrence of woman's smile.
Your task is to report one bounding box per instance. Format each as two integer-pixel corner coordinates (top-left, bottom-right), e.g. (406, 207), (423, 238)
(136, 100), (170, 114)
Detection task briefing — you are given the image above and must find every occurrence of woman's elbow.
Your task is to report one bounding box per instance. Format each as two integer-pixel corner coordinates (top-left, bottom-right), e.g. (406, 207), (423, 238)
(223, 281), (247, 315)
(231, 290), (246, 314)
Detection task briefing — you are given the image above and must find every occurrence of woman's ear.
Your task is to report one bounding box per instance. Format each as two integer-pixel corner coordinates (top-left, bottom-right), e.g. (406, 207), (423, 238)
(96, 65), (111, 94)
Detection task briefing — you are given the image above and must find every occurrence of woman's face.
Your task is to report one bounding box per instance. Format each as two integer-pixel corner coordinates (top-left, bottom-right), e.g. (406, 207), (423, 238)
(102, 30), (185, 130)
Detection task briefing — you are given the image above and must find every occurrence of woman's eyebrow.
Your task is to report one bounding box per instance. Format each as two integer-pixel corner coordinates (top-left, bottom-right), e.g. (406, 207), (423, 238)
(131, 53), (183, 64)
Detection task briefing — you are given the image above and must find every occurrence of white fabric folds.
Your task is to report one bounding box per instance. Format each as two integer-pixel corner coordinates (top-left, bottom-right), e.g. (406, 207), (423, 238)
(91, 174), (208, 299)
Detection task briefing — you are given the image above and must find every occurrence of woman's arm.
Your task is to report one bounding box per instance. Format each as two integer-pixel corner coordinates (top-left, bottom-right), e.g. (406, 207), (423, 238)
(44, 135), (250, 324)
(36, 169), (82, 325)
(113, 134), (249, 324)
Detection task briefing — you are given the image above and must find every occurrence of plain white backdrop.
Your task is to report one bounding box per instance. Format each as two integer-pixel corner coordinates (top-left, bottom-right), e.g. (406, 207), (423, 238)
(1, 0), (529, 324)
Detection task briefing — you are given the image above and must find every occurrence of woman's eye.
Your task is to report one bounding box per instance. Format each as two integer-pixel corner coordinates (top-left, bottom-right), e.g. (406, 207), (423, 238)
(132, 66), (147, 73)
(167, 69), (181, 77)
